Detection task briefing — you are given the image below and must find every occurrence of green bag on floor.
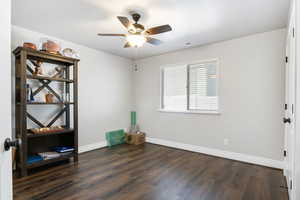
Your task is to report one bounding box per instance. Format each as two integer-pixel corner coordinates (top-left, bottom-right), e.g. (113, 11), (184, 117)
(105, 129), (125, 147)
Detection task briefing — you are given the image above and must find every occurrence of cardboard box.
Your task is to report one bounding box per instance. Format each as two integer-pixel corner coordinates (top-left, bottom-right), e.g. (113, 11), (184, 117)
(125, 132), (145, 145)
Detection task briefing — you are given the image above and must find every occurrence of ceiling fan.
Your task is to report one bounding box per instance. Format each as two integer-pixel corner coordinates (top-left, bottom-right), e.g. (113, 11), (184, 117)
(97, 13), (172, 48)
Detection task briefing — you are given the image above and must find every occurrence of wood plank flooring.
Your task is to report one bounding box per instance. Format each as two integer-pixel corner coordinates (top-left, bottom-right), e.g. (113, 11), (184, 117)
(14, 143), (289, 200)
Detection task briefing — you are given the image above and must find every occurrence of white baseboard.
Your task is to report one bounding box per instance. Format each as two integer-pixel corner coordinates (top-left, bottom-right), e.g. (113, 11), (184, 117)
(79, 141), (107, 153)
(146, 137), (284, 169)
(77, 137), (284, 169)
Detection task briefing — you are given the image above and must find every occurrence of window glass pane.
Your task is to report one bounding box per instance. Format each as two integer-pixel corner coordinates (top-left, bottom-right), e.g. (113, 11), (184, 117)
(189, 62), (218, 110)
(163, 65), (187, 110)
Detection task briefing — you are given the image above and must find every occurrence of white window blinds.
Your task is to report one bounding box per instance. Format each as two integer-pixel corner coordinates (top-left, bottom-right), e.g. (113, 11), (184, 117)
(188, 62), (218, 111)
(161, 60), (218, 112)
(162, 65), (187, 110)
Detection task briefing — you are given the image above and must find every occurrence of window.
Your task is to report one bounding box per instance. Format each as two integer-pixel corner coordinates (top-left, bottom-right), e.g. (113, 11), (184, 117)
(161, 60), (219, 113)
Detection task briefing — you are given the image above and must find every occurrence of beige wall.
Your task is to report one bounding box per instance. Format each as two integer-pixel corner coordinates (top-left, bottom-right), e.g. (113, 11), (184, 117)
(133, 29), (286, 160)
(11, 26), (287, 161)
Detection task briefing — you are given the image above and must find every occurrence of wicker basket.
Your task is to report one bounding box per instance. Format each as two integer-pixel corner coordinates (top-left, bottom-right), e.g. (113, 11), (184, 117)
(125, 132), (145, 145)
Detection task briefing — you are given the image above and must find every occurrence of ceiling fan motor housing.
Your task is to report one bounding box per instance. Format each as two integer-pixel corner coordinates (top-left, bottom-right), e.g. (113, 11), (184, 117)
(132, 13), (141, 23)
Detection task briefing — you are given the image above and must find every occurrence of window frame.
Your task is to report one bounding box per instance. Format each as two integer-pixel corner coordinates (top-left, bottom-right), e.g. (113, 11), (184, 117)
(159, 58), (220, 114)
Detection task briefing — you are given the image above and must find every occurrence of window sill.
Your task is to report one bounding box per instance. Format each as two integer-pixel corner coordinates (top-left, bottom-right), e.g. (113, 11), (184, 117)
(158, 109), (221, 115)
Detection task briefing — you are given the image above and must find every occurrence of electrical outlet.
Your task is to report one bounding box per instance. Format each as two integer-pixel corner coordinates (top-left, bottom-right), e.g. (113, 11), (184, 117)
(224, 138), (229, 145)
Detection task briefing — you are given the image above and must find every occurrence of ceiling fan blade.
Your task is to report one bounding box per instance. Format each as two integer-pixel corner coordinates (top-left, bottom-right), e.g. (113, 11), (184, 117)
(146, 24), (172, 35)
(124, 42), (132, 48)
(97, 33), (126, 37)
(146, 37), (163, 45)
(117, 16), (133, 29)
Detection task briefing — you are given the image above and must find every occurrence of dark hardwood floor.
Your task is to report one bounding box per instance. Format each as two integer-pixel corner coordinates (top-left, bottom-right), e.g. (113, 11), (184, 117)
(14, 143), (289, 200)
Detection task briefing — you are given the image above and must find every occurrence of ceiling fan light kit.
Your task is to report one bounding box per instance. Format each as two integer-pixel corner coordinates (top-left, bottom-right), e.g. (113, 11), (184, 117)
(97, 12), (172, 48)
(126, 34), (147, 47)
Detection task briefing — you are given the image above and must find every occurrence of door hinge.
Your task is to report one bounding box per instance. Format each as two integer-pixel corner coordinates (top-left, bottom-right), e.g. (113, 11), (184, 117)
(286, 56), (288, 63)
(285, 104), (288, 110)
(284, 150), (287, 157)
(293, 28), (295, 38)
(290, 180), (293, 190)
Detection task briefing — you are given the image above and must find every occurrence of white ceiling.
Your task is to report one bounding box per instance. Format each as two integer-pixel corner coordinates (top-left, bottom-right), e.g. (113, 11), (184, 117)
(12, 0), (290, 59)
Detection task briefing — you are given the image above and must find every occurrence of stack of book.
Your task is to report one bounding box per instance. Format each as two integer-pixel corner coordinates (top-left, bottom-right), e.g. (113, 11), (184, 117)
(52, 146), (74, 154)
(27, 146), (75, 164)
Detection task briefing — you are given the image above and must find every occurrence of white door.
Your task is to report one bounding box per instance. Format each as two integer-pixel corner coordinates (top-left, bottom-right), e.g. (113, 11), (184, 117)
(0, 0), (12, 199)
(285, 7), (296, 199)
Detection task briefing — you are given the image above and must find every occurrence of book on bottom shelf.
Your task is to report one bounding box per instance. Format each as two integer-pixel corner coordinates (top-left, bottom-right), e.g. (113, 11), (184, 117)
(27, 148), (74, 164)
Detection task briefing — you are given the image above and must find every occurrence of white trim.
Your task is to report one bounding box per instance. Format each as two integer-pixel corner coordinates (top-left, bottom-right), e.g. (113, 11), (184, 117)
(158, 109), (221, 115)
(146, 137), (284, 169)
(79, 141), (107, 153)
(77, 138), (284, 169)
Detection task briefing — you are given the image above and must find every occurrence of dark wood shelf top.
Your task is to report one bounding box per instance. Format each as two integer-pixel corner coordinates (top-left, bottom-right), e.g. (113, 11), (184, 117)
(27, 153), (74, 169)
(27, 129), (74, 138)
(27, 75), (74, 83)
(26, 102), (74, 105)
(13, 47), (79, 66)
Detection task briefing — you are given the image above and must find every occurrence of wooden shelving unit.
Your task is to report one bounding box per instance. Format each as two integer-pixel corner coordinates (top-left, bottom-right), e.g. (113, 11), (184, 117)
(13, 47), (79, 177)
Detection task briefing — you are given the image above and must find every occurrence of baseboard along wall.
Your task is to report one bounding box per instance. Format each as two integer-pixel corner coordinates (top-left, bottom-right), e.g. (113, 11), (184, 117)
(78, 141), (107, 153)
(78, 137), (284, 169)
(146, 137), (284, 169)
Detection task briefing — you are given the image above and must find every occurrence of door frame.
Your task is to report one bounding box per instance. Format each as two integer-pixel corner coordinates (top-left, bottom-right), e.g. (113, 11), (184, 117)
(284, 5), (296, 198)
(0, 0), (12, 199)
(294, 0), (300, 199)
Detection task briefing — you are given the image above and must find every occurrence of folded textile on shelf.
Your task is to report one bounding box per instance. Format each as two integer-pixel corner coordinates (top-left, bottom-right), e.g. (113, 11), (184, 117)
(38, 152), (60, 160)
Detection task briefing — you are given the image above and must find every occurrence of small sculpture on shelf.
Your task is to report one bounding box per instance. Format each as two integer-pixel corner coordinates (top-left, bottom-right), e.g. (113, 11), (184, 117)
(45, 92), (54, 103)
(62, 48), (79, 59)
(52, 66), (64, 78)
(33, 61), (43, 76)
(23, 42), (37, 50)
(26, 84), (35, 102)
(40, 38), (61, 54)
